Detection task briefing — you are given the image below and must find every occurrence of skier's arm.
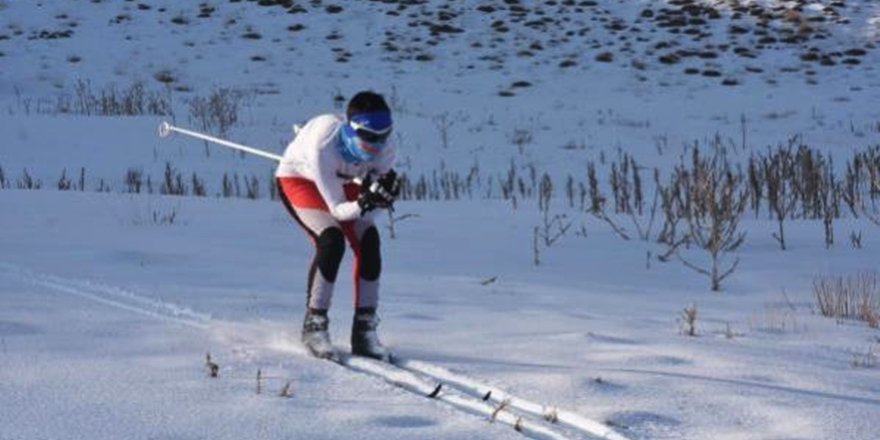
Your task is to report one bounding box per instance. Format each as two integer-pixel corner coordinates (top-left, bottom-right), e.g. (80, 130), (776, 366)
(313, 151), (362, 221)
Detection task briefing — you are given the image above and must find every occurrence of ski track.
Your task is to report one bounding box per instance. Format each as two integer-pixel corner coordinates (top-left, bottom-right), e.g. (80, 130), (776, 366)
(0, 262), (630, 440)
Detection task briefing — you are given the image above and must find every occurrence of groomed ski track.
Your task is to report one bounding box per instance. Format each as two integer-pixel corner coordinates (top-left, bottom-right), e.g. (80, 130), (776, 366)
(1, 263), (631, 440)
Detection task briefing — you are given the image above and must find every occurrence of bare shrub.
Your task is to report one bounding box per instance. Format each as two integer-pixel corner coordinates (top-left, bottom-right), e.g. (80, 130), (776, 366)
(762, 139), (799, 250)
(245, 175), (260, 199)
(188, 87), (247, 141)
(152, 205), (178, 225)
(57, 169), (72, 190)
(17, 169), (41, 190)
(191, 173), (206, 197)
(533, 173), (572, 266)
(221, 173), (234, 198)
(55, 79), (173, 116)
(679, 304), (698, 336)
(510, 127), (533, 155)
(386, 210), (419, 240)
(125, 168), (143, 193)
(664, 143), (748, 291)
(160, 162), (187, 196)
(205, 353), (219, 378)
(433, 112), (453, 149)
(814, 271), (880, 327)
(592, 152), (661, 242)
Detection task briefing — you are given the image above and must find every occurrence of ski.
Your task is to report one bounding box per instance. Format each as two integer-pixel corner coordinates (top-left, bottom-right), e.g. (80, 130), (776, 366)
(330, 352), (572, 440)
(389, 356), (630, 440)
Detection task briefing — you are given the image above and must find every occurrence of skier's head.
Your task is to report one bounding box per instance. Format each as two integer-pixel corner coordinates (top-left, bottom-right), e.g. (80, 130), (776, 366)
(339, 91), (393, 164)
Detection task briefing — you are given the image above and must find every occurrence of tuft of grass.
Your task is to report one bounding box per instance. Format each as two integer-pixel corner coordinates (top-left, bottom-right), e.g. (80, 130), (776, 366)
(814, 272), (880, 328)
(679, 304), (698, 336)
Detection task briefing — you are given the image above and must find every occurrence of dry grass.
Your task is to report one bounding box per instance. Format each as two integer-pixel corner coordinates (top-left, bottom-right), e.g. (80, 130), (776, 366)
(814, 271), (880, 328)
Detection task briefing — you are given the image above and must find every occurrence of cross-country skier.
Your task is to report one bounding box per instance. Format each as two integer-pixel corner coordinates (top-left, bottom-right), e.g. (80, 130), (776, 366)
(275, 91), (399, 361)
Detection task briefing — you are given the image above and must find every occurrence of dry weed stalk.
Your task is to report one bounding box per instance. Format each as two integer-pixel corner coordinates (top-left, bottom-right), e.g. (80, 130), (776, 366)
(814, 271), (880, 327)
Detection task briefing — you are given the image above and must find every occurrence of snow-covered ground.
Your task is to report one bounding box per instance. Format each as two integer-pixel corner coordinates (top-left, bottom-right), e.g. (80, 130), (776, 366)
(2, 1), (880, 439)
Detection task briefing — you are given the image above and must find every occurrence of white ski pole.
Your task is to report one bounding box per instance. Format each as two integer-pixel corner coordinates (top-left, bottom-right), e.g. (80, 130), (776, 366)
(157, 121), (283, 162)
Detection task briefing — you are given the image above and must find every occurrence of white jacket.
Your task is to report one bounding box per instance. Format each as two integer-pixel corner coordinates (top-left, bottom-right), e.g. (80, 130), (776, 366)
(275, 114), (396, 221)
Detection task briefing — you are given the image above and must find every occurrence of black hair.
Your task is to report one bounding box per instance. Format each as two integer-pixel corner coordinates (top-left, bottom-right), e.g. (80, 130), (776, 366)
(346, 91), (390, 119)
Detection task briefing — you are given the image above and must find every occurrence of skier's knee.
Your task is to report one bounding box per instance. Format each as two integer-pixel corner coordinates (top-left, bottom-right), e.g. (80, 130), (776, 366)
(316, 227), (345, 282)
(359, 227), (381, 281)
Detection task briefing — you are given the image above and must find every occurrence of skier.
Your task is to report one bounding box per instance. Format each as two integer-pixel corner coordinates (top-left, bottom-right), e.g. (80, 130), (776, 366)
(275, 91), (400, 361)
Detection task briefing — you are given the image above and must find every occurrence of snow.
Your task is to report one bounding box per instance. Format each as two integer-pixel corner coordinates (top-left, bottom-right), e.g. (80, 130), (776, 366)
(2, 1), (880, 439)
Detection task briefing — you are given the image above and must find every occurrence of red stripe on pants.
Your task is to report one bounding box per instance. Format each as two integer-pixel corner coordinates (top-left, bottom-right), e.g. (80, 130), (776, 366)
(277, 177), (365, 307)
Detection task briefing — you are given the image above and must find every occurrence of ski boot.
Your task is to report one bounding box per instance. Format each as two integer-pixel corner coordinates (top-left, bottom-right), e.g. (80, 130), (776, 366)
(351, 308), (391, 361)
(302, 309), (336, 360)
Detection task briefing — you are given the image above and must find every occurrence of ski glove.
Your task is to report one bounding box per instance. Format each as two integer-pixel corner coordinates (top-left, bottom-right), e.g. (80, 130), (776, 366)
(357, 173), (395, 215)
(376, 169), (401, 200)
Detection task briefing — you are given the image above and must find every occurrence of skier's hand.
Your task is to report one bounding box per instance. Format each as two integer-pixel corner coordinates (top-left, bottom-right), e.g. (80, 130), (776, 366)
(357, 173), (394, 215)
(376, 169), (401, 201)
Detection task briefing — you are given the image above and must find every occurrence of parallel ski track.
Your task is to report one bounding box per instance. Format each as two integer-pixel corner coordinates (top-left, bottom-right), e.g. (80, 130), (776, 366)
(1, 263), (630, 440)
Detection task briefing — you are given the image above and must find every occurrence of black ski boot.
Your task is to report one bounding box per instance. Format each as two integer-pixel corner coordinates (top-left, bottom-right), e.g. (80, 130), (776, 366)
(302, 309), (336, 360)
(351, 308), (390, 361)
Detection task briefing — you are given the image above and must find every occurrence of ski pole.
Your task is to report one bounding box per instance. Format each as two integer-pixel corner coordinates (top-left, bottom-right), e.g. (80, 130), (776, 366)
(157, 121), (283, 162)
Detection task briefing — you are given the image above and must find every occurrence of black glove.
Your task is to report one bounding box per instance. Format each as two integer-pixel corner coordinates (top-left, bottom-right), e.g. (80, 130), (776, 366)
(376, 169), (401, 200)
(357, 173), (394, 215)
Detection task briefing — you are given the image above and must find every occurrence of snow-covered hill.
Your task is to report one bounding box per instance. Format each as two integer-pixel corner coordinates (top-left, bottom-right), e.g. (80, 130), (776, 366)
(2, 1), (879, 439)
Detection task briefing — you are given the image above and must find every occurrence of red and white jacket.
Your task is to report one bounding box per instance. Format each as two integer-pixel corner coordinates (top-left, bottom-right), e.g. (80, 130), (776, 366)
(275, 114), (396, 221)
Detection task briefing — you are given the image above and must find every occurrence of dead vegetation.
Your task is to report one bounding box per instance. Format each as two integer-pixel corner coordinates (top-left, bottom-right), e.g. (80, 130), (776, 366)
(814, 271), (880, 328)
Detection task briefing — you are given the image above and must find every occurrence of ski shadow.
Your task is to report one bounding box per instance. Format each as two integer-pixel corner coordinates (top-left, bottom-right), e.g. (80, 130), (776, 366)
(0, 320), (42, 336)
(397, 347), (575, 371)
(372, 415), (438, 428)
(605, 410), (682, 440)
(610, 368), (880, 407)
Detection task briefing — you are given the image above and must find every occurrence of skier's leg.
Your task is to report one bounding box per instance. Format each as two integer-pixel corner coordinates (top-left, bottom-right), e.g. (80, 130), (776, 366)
(277, 177), (347, 358)
(341, 220), (381, 310)
(344, 219), (389, 360)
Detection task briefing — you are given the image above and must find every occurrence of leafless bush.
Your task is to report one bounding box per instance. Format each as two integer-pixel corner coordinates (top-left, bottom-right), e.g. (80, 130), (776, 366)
(125, 168), (143, 193)
(191, 173), (206, 197)
(152, 205), (178, 225)
(593, 152), (661, 241)
(57, 169), (72, 190)
(221, 173), (235, 198)
(245, 175), (260, 199)
(665, 144), (748, 291)
(188, 87), (247, 141)
(856, 146), (880, 225)
(17, 169), (41, 190)
(434, 112), (453, 149)
(205, 353), (219, 378)
(850, 230), (863, 249)
(818, 158), (839, 248)
(533, 173), (572, 266)
(814, 271), (880, 327)
(54, 79), (173, 116)
(386, 210), (419, 240)
(160, 162), (187, 196)
(96, 178), (111, 193)
(679, 304), (698, 336)
(762, 139), (799, 250)
(510, 127), (533, 155)
(77, 167), (85, 192)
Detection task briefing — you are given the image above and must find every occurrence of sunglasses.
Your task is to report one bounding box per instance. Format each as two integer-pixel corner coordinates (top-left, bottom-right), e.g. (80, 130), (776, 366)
(350, 120), (392, 144)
